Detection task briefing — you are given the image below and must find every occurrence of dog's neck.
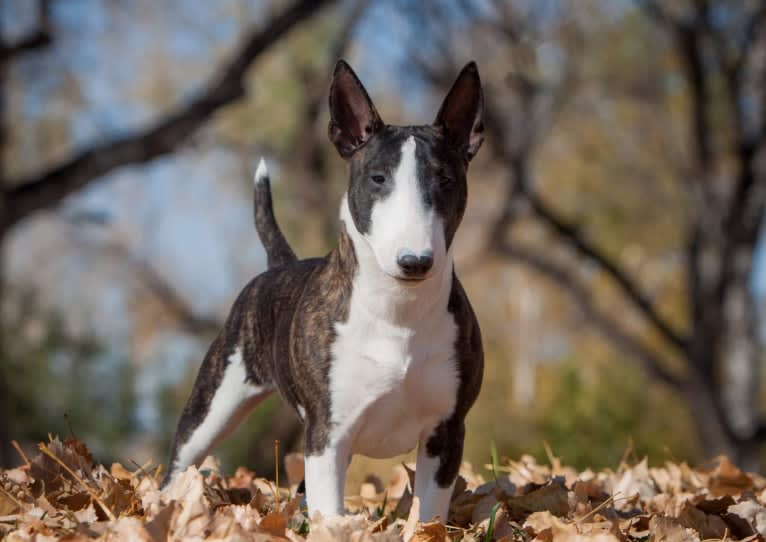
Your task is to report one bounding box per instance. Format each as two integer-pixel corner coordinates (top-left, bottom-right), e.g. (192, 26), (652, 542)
(335, 196), (453, 326)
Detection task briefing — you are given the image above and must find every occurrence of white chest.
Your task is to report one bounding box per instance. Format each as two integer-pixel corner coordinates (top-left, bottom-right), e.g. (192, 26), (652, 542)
(328, 299), (459, 458)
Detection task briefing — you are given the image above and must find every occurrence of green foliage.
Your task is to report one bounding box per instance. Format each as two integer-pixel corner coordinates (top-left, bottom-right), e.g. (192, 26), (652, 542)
(2, 290), (138, 464)
(534, 357), (697, 469)
(484, 502), (501, 542)
(216, 394), (283, 473)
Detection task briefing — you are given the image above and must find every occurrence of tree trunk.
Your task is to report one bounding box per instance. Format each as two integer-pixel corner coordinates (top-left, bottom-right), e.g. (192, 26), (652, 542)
(720, 246), (762, 470)
(683, 370), (737, 460)
(687, 232), (763, 469)
(0, 219), (11, 467)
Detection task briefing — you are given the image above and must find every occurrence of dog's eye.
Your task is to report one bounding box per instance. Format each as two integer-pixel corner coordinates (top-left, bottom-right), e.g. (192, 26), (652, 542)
(438, 175), (454, 186)
(370, 175), (386, 185)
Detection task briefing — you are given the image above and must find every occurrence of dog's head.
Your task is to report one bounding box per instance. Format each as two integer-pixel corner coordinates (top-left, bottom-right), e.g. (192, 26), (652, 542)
(330, 60), (484, 283)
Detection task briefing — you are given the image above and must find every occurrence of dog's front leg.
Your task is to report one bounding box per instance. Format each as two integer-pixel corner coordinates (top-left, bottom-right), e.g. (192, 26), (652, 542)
(414, 420), (464, 523)
(304, 436), (351, 518)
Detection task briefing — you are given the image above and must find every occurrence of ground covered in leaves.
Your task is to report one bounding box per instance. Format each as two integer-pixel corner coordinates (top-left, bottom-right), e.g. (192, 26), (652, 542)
(2, 438), (766, 540)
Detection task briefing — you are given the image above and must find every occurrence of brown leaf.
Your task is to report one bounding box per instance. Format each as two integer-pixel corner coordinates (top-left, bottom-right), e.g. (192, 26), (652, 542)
(57, 491), (90, 511)
(471, 494), (501, 525)
(74, 503), (99, 524)
(410, 520), (447, 542)
(708, 456), (753, 496)
(144, 500), (176, 540)
(0, 497), (18, 516)
(573, 478), (608, 505)
(284, 453), (306, 489)
(728, 500), (766, 536)
(64, 438), (94, 464)
(694, 494), (735, 515)
(108, 516), (153, 541)
(260, 510), (287, 537)
(613, 458), (657, 509)
(676, 501), (728, 539)
(110, 462), (133, 481)
(505, 478), (569, 520)
(621, 514), (651, 539)
(523, 510), (561, 536)
(307, 514), (397, 541)
(649, 515), (700, 542)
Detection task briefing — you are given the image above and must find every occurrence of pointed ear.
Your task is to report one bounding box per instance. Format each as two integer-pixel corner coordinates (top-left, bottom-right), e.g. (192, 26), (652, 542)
(433, 61), (484, 162)
(328, 60), (384, 158)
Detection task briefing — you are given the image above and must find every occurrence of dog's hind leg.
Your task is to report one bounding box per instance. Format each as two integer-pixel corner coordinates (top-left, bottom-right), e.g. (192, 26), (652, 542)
(163, 343), (273, 487)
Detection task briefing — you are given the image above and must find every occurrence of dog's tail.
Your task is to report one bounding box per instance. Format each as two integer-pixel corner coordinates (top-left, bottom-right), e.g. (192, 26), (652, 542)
(253, 158), (297, 269)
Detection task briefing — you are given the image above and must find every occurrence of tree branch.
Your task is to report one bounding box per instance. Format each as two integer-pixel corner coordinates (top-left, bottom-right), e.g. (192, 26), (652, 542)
(0, 0), (52, 62)
(494, 239), (684, 391)
(71, 231), (222, 336)
(525, 191), (689, 352)
(484, 99), (688, 354)
(0, 30), (51, 61)
(293, 0), (369, 239)
(635, 0), (681, 29)
(3, 0), (332, 230)
(637, 0), (713, 173)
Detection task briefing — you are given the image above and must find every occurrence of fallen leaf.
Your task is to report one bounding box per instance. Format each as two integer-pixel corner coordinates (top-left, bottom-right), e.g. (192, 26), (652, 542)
(676, 501), (728, 539)
(110, 463), (133, 481)
(260, 510), (287, 537)
(649, 515), (700, 542)
(709, 456), (753, 496)
(285, 453), (305, 488)
(728, 499), (766, 536)
(506, 478), (569, 519)
(74, 503), (99, 524)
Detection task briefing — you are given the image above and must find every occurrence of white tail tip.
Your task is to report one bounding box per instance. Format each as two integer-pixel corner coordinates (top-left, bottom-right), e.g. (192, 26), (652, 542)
(254, 158), (269, 184)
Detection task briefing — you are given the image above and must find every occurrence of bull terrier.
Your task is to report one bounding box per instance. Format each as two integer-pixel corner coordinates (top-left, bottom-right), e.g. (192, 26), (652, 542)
(164, 60), (485, 523)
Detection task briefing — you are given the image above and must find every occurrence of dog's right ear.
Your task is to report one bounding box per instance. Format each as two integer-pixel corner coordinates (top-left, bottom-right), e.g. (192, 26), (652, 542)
(434, 61), (484, 162)
(328, 60), (384, 158)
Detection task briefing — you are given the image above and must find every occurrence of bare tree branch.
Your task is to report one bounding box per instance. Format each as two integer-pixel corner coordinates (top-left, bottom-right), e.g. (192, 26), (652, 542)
(637, 1), (715, 179)
(722, 5), (766, 249)
(118, 246), (223, 337)
(293, 0), (370, 218)
(741, 5), (766, 69)
(0, 30), (51, 61)
(484, 98), (689, 354)
(72, 233), (222, 336)
(494, 240), (684, 391)
(0, 0), (52, 61)
(526, 191), (689, 352)
(3, 0), (333, 231)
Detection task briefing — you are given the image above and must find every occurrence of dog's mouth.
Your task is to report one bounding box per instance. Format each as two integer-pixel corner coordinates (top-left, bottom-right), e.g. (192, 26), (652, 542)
(398, 276), (426, 283)
(390, 273), (431, 285)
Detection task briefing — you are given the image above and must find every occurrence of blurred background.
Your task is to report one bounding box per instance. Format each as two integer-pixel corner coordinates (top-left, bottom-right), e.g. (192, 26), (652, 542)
(2, 0), (766, 485)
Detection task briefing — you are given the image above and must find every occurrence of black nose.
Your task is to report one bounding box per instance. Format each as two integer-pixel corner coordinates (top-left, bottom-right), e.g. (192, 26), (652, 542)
(397, 251), (434, 278)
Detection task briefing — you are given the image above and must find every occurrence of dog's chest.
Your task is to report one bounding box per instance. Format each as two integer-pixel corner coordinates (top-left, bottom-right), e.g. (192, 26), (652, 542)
(328, 298), (459, 458)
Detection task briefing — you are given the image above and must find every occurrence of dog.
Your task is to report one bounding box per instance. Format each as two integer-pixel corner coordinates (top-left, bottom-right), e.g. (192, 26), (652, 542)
(163, 60), (484, 523)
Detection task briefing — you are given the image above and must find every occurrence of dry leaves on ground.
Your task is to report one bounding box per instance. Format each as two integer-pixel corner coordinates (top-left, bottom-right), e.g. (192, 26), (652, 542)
(2, 437), (766, 541)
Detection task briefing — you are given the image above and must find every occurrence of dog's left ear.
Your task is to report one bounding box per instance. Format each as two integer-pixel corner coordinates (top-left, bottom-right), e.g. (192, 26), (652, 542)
(434, 61), (484, 162)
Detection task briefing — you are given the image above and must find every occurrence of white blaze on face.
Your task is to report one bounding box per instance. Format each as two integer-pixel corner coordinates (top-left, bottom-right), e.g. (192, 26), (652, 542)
(365, 136), (446, 278)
